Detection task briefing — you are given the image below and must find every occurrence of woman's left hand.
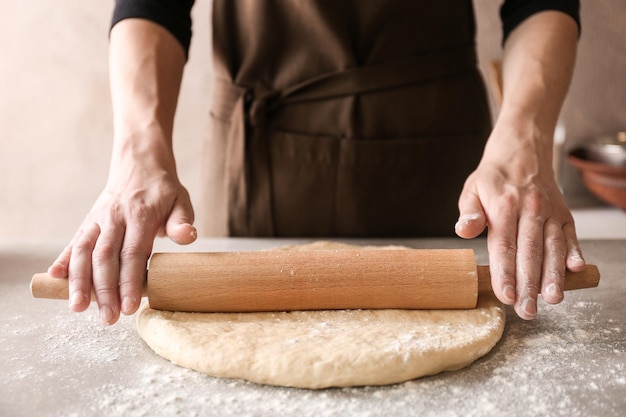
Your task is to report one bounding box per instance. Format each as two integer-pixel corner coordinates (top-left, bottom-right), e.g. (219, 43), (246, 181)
(455, 122), (585, 320)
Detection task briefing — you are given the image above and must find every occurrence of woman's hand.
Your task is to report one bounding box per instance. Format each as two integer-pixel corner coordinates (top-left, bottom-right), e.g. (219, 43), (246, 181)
(48, 154), (196, 325)
(456, 122), (585, 320)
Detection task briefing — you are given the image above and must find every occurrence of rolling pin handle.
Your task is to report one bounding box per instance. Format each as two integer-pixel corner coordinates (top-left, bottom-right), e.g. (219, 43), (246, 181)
(30, 273), (76, 301)
(30, 272), (148, 301)
(476, 264), (601, 294)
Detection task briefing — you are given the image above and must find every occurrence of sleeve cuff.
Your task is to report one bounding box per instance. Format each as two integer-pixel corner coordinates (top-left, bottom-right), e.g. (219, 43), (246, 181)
(111, 0), (195, 57)
(500, 0), (581, 44)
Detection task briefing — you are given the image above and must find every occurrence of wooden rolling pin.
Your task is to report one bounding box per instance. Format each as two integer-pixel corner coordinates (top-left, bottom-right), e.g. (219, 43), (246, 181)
(30, 249), (600, 312)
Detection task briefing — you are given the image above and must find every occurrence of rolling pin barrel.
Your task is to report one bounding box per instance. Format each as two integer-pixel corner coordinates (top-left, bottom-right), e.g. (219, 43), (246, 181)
(147, 249), (479, 312)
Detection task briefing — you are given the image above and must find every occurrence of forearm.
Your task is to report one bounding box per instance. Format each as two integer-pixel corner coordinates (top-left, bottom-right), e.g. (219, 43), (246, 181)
(108, 18), (186, 172)
(486, 11), (578, 169)
(49, 19), (194, 324)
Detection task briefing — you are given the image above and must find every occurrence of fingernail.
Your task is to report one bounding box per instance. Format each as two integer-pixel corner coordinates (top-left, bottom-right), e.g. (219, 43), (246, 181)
(546, 283), (561, 298)
(455, 213), (481, 230)
(121, 297), (136, 315)
(569, 250), (585, 264)
(69, 292), (85, 307)
(503, 286), (516, 304)
(99, 306), (115, 325)
(522, 298), (537, 318)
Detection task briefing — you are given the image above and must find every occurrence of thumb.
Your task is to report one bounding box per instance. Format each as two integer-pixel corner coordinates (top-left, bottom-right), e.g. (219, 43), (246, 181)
(455, 189), (487, 239)
(165, 195), (197, 245)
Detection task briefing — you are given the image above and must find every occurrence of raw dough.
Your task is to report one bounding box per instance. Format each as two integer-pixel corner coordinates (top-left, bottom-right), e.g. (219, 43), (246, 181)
(137, 242), (505, 389)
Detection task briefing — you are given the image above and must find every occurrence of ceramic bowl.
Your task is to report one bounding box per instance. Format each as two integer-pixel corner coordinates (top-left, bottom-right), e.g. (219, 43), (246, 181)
(568, 147), (626, 210)
(581, 132), (626, 166)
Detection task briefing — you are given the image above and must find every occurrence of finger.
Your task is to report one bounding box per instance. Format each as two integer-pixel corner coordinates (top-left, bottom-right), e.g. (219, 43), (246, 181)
(514, 213), (545, 320)
(486, 201), (518, 306)
(563, 221), (585, 272)
(48, 243), (73, 278)
(119, 220), (156, 316)
(165, 194), (197, 245)
(67, 223), (101, 313)
(91, 218), (126, 325)
(456, 188), (487, 239)
(541, 218), (566, 305)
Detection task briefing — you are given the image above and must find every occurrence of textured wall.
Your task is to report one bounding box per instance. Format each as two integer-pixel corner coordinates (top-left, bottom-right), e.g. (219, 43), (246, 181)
(1, 1), (623, 240)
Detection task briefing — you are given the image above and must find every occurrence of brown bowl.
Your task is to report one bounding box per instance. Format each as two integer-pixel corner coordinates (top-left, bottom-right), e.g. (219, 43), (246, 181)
(583, 132), (626, 166)
(568, 148), (626, 210)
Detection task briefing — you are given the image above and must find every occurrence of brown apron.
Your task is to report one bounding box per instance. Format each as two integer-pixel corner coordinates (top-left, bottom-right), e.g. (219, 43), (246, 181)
(200, 0), (491, 237)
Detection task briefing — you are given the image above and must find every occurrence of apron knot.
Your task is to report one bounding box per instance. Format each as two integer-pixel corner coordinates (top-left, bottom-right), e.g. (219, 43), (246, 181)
(247, 87), (282, 126)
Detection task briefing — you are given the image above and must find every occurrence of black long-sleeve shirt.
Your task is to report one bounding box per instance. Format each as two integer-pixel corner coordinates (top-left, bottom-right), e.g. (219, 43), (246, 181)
(111, 0), (580, 57)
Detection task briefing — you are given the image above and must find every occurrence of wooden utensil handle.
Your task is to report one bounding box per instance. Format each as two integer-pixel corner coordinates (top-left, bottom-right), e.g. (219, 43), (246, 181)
(30, 273), (148, 301)
(476, 265), (601, 292)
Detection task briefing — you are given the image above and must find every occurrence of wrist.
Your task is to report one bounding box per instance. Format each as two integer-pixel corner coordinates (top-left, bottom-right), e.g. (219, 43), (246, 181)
(482, 114), (555, 177)
(497, 100), (559, 139)
(110, 124), (177, 173)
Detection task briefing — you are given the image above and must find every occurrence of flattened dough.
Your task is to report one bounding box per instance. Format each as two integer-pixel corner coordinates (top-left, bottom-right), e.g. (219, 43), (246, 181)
(137, 242), (505, 389)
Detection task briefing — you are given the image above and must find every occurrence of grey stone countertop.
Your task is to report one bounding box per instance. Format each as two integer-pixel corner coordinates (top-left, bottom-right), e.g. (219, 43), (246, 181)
(2, 238), (624, 417)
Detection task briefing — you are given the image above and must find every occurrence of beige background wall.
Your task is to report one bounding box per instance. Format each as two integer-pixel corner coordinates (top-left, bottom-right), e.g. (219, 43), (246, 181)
(1, 0), (625, 241)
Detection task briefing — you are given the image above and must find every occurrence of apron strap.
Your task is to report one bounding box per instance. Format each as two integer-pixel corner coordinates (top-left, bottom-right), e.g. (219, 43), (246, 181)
(211, 45), (477, 235)
(248, 45), (476, 125)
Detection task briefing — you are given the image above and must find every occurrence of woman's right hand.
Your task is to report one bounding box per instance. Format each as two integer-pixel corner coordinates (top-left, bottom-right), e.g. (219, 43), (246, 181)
(47, 154), (197, 325)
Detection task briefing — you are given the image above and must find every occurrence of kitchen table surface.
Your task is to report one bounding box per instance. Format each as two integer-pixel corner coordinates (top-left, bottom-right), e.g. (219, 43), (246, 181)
(2, 238), (624, 417)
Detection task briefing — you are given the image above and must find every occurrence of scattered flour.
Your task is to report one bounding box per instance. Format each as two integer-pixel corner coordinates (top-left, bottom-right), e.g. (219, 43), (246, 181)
(4, 277), (625, 417)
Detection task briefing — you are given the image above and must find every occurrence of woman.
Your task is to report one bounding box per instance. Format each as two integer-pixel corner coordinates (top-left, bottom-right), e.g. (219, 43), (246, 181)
(49, 0), (586, 324)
